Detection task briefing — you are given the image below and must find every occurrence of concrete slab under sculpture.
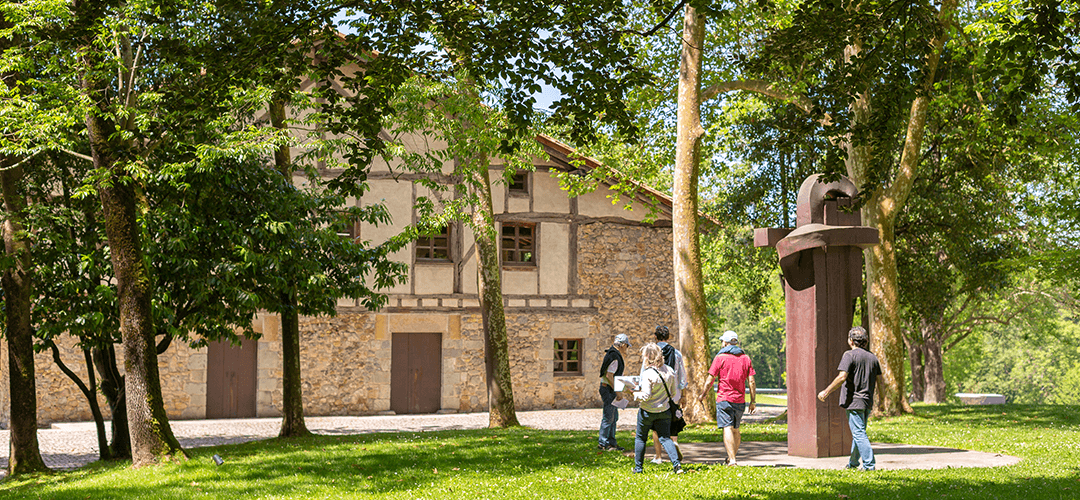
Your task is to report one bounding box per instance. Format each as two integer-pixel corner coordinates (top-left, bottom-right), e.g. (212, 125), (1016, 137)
(755, 174), (879, 458)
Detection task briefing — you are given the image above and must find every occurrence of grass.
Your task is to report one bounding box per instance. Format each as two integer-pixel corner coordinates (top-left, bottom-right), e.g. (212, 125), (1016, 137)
(754, 394), (787, 406)
(2, 404), (1078, 499)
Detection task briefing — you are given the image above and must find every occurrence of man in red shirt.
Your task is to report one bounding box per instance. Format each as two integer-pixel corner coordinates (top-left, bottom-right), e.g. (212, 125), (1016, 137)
(698, 330), (756, 466)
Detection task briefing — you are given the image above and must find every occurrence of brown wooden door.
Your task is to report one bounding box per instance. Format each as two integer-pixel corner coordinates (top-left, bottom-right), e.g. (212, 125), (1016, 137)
(206, 337), (257, 419)
(390, 333), (442, 414)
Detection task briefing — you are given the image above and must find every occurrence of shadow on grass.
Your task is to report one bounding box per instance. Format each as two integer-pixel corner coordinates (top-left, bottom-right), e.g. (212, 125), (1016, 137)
(2, 428), (623, 498)
(5, 407), (1079, 500)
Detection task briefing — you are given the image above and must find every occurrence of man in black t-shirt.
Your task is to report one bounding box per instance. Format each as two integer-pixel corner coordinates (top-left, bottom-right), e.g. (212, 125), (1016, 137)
(817, 326), (882, 470)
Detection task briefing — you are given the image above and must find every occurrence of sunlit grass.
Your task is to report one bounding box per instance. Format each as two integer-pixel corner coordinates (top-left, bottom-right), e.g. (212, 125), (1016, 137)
(754, 394), (787, 406)
(2, 404), (1078, 499)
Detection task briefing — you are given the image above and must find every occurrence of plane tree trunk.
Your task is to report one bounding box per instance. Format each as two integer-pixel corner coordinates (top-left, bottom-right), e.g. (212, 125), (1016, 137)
(673, 3), (713, 424)
(470, 156), (519, 428)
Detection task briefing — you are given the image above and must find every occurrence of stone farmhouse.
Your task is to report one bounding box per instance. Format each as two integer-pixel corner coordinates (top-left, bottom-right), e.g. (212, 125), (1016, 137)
(8, 133), (678, 426)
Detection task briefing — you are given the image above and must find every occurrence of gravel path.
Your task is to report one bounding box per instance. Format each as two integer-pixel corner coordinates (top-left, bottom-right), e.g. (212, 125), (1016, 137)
(0, 406), (785, 475)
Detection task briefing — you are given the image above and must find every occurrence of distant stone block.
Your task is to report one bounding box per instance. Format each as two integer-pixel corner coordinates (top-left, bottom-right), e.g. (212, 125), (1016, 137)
(955, 393), (1006, 405)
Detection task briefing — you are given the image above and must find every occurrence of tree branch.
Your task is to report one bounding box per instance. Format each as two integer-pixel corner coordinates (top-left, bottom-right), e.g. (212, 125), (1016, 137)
(621, 1), (688, 38)
(701, 79), (832, 126)
(47, 339), (96, 404)
(59, 148), (95, 163)
(882, 0), (960, 216)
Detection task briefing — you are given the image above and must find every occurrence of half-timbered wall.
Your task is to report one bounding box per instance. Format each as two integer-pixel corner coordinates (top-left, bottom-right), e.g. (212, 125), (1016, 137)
(15, 137), (677, 425)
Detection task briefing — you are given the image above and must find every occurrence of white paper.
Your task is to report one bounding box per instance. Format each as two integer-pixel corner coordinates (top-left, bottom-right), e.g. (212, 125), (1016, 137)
(614, 376), (640, 392)
(612, 398), (630, 409)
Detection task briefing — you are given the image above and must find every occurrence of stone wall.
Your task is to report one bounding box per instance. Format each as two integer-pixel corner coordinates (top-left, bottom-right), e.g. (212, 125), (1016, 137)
(452, 313), (487, 412)
(577, 222), (677, 372)
(159, 342), (208, 420)
(25, 333), (208, 427)
(15, 221), (675, 426)
(284, 309), (601, 415)
(504, 311), (599, 411)
(295, 312), (385, 416)
(31, 336), (106, 426)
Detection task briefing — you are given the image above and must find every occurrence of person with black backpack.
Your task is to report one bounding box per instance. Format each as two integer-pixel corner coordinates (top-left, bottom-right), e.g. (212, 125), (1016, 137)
(649, 325), (687, 464)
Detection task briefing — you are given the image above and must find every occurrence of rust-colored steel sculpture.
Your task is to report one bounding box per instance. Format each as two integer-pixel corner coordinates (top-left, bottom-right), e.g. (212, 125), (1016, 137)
(755, 174), (878, 458)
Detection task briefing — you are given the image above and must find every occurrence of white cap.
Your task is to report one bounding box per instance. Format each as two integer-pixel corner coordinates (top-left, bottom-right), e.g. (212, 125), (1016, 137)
(721, 330), (739, 344)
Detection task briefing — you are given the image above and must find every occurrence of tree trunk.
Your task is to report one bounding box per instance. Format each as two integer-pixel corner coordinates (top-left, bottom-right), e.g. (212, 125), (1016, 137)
(673, 3), (713, 425)
(93, 344), (131, 458)
(862, 215), (910, 415)
(279, 298), (312, 437)
(81, 349), (112, 461)
(922, 332), (947, 404)
(471, 158), (519, 428)
(48, 341), (113, 462)
(846, 0), (958, 416)
(270, 98), (313, 438)
(906, 339), (926, 402)
(1, 160), (49, 476)
(88, 111), (184, 467)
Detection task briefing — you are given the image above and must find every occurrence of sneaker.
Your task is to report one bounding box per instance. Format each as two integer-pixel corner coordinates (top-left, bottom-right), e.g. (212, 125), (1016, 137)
(632, 468), (643, 474)
(650, 457), (663, 464)
(611, 445), (627, 452)
(673, 465), (684, 474)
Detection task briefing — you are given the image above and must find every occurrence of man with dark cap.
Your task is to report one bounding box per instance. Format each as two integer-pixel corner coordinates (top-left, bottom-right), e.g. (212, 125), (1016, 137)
(818, 326), (882, 471)
(598, 333), (631, 451)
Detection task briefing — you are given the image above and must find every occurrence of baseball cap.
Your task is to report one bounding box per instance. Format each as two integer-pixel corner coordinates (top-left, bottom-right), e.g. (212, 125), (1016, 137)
(614, 333), (632, 347)
(721, 330), (739, 344)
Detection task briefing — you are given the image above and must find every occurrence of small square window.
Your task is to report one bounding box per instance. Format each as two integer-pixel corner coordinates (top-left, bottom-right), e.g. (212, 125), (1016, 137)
(333, 212), (359, 241)
(416, 225), (452, 261)
(500, 222), (535, 265)
(554, 339), (583, 375)
(508, 172), (529, 195)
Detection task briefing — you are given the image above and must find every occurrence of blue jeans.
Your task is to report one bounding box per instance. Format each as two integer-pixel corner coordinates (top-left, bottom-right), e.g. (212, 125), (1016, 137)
(847, 408), (875, 470)
(599, 385), (619, 448)
(633, 408), (680, 472)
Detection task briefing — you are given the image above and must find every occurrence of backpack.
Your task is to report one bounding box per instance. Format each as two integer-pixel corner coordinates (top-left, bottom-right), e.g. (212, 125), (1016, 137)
(661, 343), (677, 369)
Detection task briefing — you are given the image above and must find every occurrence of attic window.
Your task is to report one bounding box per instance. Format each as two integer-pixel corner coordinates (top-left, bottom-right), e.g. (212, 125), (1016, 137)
(509, 172), (529, 195)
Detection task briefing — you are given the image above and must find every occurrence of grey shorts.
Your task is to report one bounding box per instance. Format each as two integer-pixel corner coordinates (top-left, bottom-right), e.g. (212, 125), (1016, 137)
(716, 401), (746, 429)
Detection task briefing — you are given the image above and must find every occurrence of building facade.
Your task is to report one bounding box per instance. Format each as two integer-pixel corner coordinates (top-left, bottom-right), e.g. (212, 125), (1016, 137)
(10, 135), (677, 426)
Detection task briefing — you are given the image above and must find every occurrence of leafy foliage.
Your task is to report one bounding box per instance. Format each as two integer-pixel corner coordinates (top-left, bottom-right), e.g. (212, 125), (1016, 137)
(946, 297), (1080, 404)
(343, 0), (652, 147)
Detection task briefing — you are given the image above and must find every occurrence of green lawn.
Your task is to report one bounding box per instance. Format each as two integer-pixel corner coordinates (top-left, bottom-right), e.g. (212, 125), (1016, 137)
(754, 394), (787, 406)
(3, 404), (1078, 499)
